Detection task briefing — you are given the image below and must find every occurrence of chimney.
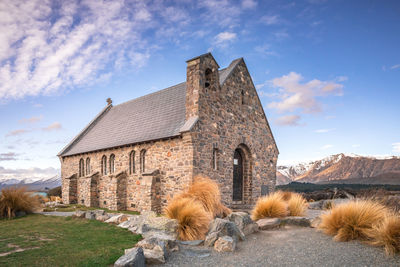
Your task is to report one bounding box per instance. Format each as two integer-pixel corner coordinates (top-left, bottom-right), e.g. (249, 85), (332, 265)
(185, 53), (219, 120)
(106, 98), (112, 105)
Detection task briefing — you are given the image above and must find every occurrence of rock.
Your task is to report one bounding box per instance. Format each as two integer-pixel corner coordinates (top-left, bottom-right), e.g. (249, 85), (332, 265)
(310, 216), (322, 228)
(178, 240), (204, 246)
(256, 218), (281, 230)
(114, 247), (145, 267)
(93, 209), (106, 217)
(15, 211), (26, 217)
(135, 238), (167, 264)
(227, 212), (258, 236)
(141, 232), (178, 252)
(73, 210), (86, 218)
(136, 216), (178, 239)
(205, 218), (245, 247)
(308, 200), (324, 210)
(96, 214), (111, 222)
(119, 215), (143, 231)
(281, 217), (311, 227)
(105, 214), (130, 224)
(85, 211), (96, 220)
(214, 236), (236, 252)
(182, 248), (211, 258)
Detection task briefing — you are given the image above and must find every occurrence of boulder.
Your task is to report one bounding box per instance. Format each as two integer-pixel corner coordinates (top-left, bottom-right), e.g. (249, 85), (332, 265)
(227, 212), (258, 236)
(310, 216), (322, 228)
(105, 214), (130, 224)
(73, 210), (86, 218)
(93, 209), (106, 217)
(281, 216), (311, 227)
(256, 218), (281, 230)
(134, 238), (167, 264)
(119, 215), (143, 230)
(136, 216), (178, 239)
(85, 211), (96, 220)
(204, 218), (245, 247)
(114, 247), (145, 267)
(214, 236), (236, 252)
(178, 240), (204, 246)
(96, 214), (111, 222)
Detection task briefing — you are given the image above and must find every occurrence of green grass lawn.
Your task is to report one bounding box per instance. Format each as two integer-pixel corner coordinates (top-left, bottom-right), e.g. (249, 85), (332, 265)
(0, 214), (141, 267)
(42, 204), (140, 215)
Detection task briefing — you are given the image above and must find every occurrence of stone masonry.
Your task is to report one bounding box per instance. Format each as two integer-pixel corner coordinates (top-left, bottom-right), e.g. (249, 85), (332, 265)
(59, 53), (278, 212)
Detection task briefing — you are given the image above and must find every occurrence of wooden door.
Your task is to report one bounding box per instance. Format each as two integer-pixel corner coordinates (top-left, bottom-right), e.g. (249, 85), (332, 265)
(233, 149), (243, 201)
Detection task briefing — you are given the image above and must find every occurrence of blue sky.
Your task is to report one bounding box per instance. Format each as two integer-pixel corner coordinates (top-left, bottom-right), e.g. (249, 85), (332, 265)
(0, 0), (399, 180)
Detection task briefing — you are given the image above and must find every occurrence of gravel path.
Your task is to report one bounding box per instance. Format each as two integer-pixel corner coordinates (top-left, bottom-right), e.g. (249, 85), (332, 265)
(37, 211), (74, 217)
(165, 226), (400, 267)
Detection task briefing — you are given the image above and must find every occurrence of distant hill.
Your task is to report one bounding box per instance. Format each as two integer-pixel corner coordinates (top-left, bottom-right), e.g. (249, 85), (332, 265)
(277, 154), (400, 185)
(0, 175), (61, 191)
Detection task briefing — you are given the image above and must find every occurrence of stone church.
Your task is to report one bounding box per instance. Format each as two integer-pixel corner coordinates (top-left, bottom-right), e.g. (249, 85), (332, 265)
(58, 53), (279, 213)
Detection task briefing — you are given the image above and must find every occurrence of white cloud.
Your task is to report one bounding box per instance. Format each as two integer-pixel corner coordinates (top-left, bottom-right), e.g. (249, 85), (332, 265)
(390, 64), (400, 70)
(198, 0), (242, 28)
(336, 76), (348, 82)
(0, 152), (19, 161)
(314, 128), (335, 133)
(242, 0), (257, 9)
(19, 115), (43, 124)
(393, 142), (400, 153)
(267, 72), (344, 113)
(275, 115), (301, 126)
(0, 0), (153, 100)
(43, 122), (62, 131)
(214, 32), (237, 47)
(0, 166), (59, 181)
(321, 144), (333, 150)
(261, 15), (280, 25)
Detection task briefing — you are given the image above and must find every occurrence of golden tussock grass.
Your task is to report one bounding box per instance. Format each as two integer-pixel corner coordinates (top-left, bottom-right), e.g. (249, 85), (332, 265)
(0, 187), (41, 219)
(287, 193), (308, 216)
(251, 191), (288, 220)
(164, 197), (212, 240)
(280, 191), (294, 201)
(366, 215), (400, 255)
(318, 200), (388, 242)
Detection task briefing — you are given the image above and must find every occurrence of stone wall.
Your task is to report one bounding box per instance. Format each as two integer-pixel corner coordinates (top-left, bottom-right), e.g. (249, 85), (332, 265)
(186, 54), (278, 208)
(60, 133), (194, 212)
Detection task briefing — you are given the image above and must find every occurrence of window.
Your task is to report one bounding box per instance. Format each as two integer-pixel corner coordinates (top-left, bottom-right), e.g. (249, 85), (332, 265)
(86, 158), (90, 175)
(241, 90), (245, 105)
(212, 148), (218, 170)
(129, 151), (135, 174)
(79, 158), (84, 177)
(101, 155), (107, 175)
(109, 154), (115, 174)
(205, 68), (212, 88)
(140, 149), (146, 173)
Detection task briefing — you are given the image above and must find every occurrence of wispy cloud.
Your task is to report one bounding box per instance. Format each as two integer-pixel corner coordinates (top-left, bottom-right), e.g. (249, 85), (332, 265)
(6, 129), (30, 137)
(393, 142), (400, 153)
(214, 31), (237, 47)
(267, 72), (344, 113)
(242, 0), (257, 9)
(0, 152), (19, 161)
(19, 115), (43, 124)
(43, 122), (62, 131)
(390, 64), (400, 70)
(254, 44), (277, 56)
(321, 144), (333, 150)
(275, 115), (301, 126)
(314, 128), (335, 133)
(261, 15), (280, 25)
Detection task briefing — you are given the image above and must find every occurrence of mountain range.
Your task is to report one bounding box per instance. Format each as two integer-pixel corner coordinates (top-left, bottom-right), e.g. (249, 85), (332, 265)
(277, 153), (400, 185)
(0, 175), (61, 191)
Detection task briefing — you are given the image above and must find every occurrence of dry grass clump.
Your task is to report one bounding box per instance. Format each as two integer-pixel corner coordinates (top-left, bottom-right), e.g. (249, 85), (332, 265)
(287, 193), (308, 216)
(318, 200), (388, 242)
(281, 191), (294, 201)
(367, 215), (400, 255)
(0, 187), (41, 219)
(251, 191), (288, 220)
(164, 175), (231, 240)
(165, 197), (212, 240)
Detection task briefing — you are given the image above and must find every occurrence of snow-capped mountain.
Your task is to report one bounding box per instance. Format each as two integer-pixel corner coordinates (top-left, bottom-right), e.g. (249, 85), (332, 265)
(0, 175), (61, 191)
(277, 153), (400, 185)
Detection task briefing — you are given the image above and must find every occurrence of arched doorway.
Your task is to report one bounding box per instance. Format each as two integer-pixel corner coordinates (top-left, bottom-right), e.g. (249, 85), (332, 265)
(233, 149), (244, 201)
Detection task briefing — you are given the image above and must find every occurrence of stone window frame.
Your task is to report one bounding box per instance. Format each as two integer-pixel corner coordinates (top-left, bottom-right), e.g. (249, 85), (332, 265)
(140, 149), (146, 173)
(205, 68), (212, 88)
(85, 157), (90, 175)
(101, 155), (107, 175)
(212, 148), (219, 171)
(79, 158), (84, 177)
(129, 150), (135, 174)
(109, 154), (115, 174)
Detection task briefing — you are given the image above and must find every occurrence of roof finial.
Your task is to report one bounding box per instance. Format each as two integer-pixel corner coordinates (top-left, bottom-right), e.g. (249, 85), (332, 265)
(106, 98), (112, 105)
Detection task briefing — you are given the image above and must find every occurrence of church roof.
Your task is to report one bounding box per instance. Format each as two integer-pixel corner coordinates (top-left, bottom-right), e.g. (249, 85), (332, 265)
(58, 58), (242, 157)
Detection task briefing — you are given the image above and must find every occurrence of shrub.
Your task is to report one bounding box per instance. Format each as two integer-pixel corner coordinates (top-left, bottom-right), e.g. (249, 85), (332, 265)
(318, 200), (388, 242)
(0, 187), (41, 219)
(287, 193), (308, 216)
(367, 215), (400, 255)
(165, 197), (212, 240)
(251, 191), (288, 220)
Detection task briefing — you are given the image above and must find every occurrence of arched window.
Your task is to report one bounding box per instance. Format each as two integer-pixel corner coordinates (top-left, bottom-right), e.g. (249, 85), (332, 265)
(212, 148), (218, 170)
(101, 155), (107, 175)
(140, 149), (146, 173)
(205, 68), (212, 88)
(86, 158), (90, 175)
(79, 158), (84, 177)
(129, 150), (135, 174)
(241, 90), (245, 105)
(109, 154), (115, 174)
